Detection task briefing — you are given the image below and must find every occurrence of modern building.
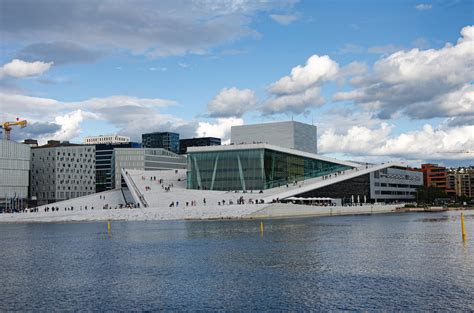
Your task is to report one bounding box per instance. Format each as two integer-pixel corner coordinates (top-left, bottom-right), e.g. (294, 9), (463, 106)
(0, 140), (30, 212)
(418, 163), (449, 189)
(298, 166), (423, 202)
(187, 143), (353, 191)
(447, 168), (474, 199)
(30, 142), (95, 205)
(142, 132), (180, 154)
(113, 148), (187, 188)
(179, 137), (221, 154)
(95, 142), (141, 192)
(231, 121), (317, 154)
(84, 135), (130, 145)
(187, 143), (422, 202)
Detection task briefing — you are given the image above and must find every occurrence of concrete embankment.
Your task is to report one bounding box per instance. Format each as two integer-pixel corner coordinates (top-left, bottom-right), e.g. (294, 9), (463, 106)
(246, 203), (400, 218)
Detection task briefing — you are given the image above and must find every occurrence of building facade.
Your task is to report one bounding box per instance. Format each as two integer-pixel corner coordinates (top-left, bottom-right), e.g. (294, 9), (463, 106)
(447, 168), (474, 199)
(0, 140), (30, 212)
(142, 132), (180, 154)
(30, 144), (95, 205)
(419, 163), (448, 189)
(187, 144), (352, 191)
(114, 148), (187, 188)
(297, 167), (423, 203)
(84, 135), (130, 145)
(179, 137), (221, 154)
(95, 142), (141, 192)
(231, 121), (317, 154)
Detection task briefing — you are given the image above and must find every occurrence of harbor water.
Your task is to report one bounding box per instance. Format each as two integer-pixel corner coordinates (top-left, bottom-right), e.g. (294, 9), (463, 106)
(0, 211), (473, 311)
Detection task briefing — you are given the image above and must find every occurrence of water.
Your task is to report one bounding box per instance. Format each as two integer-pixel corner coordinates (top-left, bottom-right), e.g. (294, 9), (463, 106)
(0, 211), (473, 311)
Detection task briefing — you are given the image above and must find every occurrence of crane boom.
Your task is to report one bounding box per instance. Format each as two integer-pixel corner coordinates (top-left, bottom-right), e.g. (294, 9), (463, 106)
(1, 119), (27, 140)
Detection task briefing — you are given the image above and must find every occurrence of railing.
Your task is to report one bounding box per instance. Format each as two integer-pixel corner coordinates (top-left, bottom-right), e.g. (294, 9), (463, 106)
(121, 169), (149, 208)
(263, 165), (352, 189)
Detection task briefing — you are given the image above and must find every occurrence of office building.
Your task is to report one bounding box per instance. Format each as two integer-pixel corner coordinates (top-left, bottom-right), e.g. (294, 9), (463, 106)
(95, 142), (141, 192)
(231, 121), (317, 154)
(84, 135), (130, 145)
(0, 140), (30, 212)
(30, 142), (95, 205)
(179, 137), (221, 154)
(113, 148), (187, 188)
(142, 132), (179, 154)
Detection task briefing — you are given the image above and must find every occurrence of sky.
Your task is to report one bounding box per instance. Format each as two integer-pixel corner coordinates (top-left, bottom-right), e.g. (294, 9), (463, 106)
(0, 0), (473, 167)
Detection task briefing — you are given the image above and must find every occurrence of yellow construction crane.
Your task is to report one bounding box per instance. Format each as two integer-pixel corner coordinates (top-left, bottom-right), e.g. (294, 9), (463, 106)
(1, 119), (27, 140)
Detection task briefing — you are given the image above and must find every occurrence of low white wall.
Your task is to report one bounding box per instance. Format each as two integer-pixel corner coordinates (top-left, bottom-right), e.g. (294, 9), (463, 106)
(248, 203), (400, 218)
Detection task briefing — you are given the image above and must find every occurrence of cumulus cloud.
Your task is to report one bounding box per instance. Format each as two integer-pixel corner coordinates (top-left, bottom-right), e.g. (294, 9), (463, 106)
(319, 122), (474, 160)
(333, 25), (474, 120)
(268, 55), (339, 95)
(270, 14), (299, 25)
(207, 87), (258, 118)
(263, 87), (325, 115)
(415, 4), (432, 10)
(196, 117), (244, 143)
(263, 54), (339, 115)
(0, 59), (53, 79)
(0, 92), (185, 143)
(1, 1), (296, 57)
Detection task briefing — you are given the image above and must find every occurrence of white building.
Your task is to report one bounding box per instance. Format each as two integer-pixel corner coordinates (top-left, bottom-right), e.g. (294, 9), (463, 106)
(231, 121), (317, 154)
(113, 148), (187, 188)
(30, 144), (96, 205)
(84, 135), (130, 145)
(0, 140), (30, 212)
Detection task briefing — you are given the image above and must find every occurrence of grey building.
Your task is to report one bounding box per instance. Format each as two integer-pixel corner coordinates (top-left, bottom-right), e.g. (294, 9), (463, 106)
(142, 132), (180, 154)
(114, 148), (187, 188)
(30, 142), (96, 205)
(0, 140), (30, 212)
(93, 142), (141, 192)
(231, 121), (317, 154)
(179, 137), (221, 154)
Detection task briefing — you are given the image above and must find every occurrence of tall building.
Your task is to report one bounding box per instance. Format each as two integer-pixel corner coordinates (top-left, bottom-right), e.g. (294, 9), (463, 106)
(447, 168), (474, 199)
(0, 140), (30, 212)
(179, 137), (221, 154)
(142, 132), (179, 154)
(231, 121), (317, 154)
(419, 164), (449, 189)
(84, 135), (130, 145)
(113, 148), (187, 188)
(30, 142), (95, 205)
(95, 142), (141, 192)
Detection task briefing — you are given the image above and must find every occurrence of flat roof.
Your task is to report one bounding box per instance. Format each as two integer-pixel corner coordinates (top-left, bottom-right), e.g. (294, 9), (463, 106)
(187, 143), (359, 168)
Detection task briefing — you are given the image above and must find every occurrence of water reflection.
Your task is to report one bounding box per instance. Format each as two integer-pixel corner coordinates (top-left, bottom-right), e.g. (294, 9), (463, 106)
(0, 211), (472, 311)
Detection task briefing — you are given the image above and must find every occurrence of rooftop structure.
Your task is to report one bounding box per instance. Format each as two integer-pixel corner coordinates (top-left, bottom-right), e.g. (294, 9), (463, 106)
(231, 121), (317, 154)
(84, 135), (130, 145)
(142, 132), (180, 154)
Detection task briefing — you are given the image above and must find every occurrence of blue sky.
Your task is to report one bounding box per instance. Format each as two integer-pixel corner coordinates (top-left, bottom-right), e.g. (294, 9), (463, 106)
(0, 0), (473, 166)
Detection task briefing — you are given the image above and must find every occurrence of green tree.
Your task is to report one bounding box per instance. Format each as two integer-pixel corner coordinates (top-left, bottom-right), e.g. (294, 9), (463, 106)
(416, 186), (447, 204)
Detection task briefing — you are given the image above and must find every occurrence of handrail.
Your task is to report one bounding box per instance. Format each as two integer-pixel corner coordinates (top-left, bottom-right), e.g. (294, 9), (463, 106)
(121, 169), (149, 208)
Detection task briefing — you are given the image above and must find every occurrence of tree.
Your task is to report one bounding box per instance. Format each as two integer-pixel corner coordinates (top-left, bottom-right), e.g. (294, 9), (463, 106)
(416, 186), (447, 204)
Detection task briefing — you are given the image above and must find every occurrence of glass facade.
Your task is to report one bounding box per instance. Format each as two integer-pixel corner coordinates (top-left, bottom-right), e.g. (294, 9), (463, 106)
(187, 148), (351, 191)
(142, 132), (180, 154)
